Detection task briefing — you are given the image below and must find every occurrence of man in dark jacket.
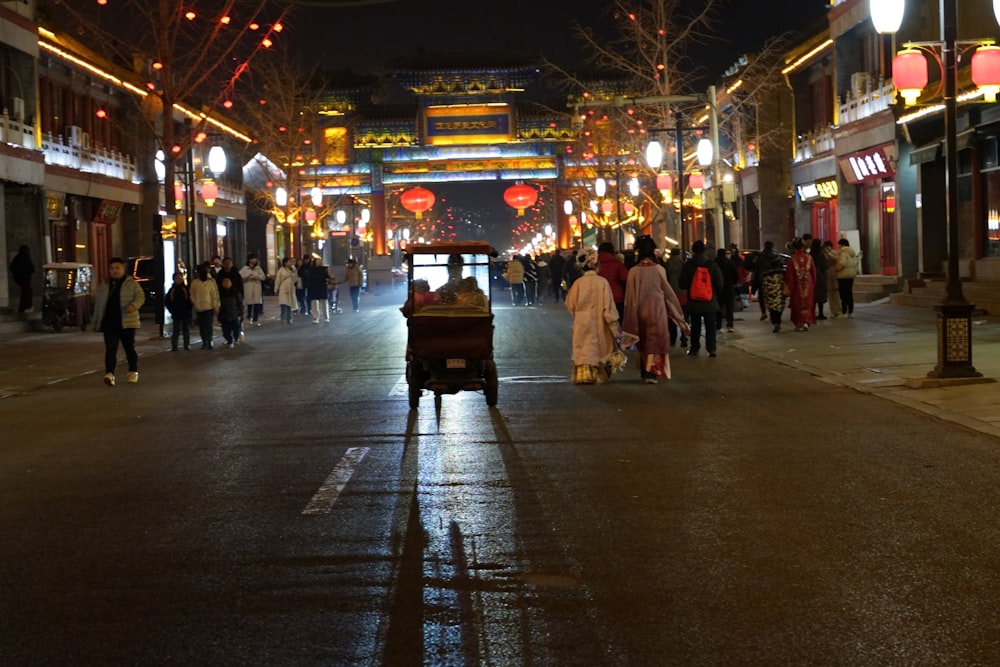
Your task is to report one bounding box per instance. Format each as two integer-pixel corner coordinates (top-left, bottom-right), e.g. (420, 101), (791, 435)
(548, 251), (566, 302)
(679, 240), (723, 357)
(215, 257), (244, 342)
(9, 244), (34, 313)
(715, 248), (739, 333)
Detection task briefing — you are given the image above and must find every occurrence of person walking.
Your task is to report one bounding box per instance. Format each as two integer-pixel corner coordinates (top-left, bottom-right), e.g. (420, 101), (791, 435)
(597, 241), (629, 322)
(345, 258), (364, 312)
(622, 236), (690, 382)
(564, 249), (621, 385)
(822, 240), (842, 317)
(810, 238), (829, 320)
(786, 238), (817, 331)
(679, 240), (723, 356)
(521, 254), (539, 305)
(307, 258), (331, 323)
(217, 273), (243, 347)
(548, 250), (566, 303)
(164, 271), (193, 351)
(506, 255), (525, 306)
(834, 238), (859, 317)
(715, 247), (738, 333)
(239, 254), (265, 327)
(9, 244), (35, 313)
(755, 241), (787, 332)
(275, 257), (297, 324)
(190, 262), (220, 348)
(215, 257), (244, 341)
(295, 258), (309, 316)
(92, 257), (145, 386)
(664, 247), (689, 348)
(536, 255), (550, 305)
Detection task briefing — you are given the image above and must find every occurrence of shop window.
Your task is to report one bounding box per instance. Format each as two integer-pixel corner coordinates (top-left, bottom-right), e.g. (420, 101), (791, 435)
(985, 171), (1000, 257)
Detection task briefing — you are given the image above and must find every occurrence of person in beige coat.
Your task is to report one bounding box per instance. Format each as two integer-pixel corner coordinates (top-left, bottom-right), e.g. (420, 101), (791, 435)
(92, 257), (145, 386)
(274, 257), (298, 324)
(834, 238), (859, 318)
(190, 262), (221, 348)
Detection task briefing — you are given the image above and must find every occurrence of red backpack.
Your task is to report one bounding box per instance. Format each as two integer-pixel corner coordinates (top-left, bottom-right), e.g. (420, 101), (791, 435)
(689, 266), (714, 301)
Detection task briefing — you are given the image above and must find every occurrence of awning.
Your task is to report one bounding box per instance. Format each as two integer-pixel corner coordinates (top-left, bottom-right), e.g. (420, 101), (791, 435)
(909, 130), (977, 165)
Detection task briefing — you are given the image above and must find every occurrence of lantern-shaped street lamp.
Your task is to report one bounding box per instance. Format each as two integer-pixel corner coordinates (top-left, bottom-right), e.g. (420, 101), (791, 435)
(972, 45), (1000, 102)
(688, 172), (704, 192)
(275, 187), (288, 207)
(310, 186), (323, 207)
(870, 0), (905, 34)
(400, 186), (435, 219)
(503, 182), (538, 216)
(594, 177), (607, 198)
(893, 49), (929, 105)
(207, 145), (227, 176)
(645, 140), (664, 170)
(305, 209), (317, 223)
(201, 179), (218, 207)
(696, 138), (714, 167)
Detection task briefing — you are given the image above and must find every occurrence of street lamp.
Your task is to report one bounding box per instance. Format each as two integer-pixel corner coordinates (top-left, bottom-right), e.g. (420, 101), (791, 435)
(871, 0), (1000, 380)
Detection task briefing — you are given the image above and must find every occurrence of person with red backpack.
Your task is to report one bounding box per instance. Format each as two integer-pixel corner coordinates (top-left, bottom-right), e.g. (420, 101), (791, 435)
(679, 240), (723, 357)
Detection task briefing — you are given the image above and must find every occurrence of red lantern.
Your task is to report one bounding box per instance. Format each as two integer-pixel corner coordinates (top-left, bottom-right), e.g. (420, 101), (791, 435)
(305, 209), (317, 223)
(972, 45), (1000, 102)
(623, 202), (636, 216)
(400, 186), (435, 219)
(600, 200), (614, 215)
(688, 172), (704, 191)
(656, 173), (673, 192)
(201, 180), (219, 206)
(884, 195), (896, 214)
(173, 182), (184, 206)
(893, 49), (928, 106)
(503, 183), (538, 216)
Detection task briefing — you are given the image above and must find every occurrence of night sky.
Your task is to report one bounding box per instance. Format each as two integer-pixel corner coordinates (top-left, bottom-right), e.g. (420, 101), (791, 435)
(287, 0), (830, 80)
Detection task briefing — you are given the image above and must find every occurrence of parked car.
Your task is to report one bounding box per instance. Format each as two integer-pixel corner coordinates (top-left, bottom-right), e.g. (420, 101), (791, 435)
(127, 256), (160, 313)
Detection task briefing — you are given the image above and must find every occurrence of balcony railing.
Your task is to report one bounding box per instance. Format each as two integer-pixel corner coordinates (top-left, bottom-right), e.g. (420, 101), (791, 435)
(838, 81), (896, 125)
(41, 132), (138, 183)
(795, 127), (835, 162)
(0, 112), (37, 150)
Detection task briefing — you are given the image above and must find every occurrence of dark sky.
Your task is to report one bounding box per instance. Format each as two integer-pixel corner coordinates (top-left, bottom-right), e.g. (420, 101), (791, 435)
(288, 0), (829, 80)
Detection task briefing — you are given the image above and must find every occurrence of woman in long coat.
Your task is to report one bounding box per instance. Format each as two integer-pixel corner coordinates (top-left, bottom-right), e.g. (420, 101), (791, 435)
(786, 238), (817, 331)
(274, 257), (297, 324)
(621, 237), (689, 383)
(564, 249), (620, 384)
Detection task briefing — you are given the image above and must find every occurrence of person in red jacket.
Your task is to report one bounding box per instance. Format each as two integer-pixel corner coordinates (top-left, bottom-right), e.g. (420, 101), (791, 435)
(596, 241), (629, 321)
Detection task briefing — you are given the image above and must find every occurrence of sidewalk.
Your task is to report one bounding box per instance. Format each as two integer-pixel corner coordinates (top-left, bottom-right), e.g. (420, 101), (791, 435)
(721, 300), (1000, 438)
(5, 290), (1000, 439)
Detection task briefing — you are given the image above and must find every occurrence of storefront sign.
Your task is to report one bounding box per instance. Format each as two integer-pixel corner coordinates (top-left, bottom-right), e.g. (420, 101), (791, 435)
(838, 144), (896, 184)
(92, 199), (122, 224)
(797, 179), (839, 201)
(424, 104), (512, 146)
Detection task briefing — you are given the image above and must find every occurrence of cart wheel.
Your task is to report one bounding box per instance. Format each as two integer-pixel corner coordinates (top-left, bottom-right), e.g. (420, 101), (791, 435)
(407, 361), (422, 409)
(484, 360), (498, 406)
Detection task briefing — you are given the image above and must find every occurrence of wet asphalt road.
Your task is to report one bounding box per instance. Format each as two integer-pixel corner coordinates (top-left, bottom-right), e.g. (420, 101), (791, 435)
(3, 296), (1000, 665)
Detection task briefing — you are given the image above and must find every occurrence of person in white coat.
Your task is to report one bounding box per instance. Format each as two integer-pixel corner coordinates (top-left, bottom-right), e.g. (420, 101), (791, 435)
(190, 262), (220, 349)
(239, 253), (266, 326)
(274, 257), (298, 324)
(564, 248), (620, 384)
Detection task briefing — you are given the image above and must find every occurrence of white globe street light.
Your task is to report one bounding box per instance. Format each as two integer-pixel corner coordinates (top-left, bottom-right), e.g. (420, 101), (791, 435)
(207, 145), (227, 176)
(869, 0), (905, 33)
(645, 140), (664, 170)
(696, 137), (714, 167)
(310, 187), (323, 207)
(563, 199), (573, 215)
(628, 177), (640, 197)
(595, 177), (607, 198)
(275, 187), (288, 207)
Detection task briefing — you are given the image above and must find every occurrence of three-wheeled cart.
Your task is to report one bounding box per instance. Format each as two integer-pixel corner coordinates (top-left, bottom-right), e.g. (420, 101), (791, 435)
(42, 262), (93, 332)
(403, 241), (498, 409)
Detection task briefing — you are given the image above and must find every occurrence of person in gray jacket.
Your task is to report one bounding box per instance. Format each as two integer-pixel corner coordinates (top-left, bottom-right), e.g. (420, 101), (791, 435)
(92, 257), (145, 386)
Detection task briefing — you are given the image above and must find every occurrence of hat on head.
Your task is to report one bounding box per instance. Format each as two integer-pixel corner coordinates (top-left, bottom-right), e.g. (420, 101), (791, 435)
(692, 240), (705, 255)
(580, 248), (599, 270)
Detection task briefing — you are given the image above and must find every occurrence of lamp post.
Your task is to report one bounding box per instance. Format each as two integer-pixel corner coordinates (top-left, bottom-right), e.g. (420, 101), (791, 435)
(872, 0), (1000, 380)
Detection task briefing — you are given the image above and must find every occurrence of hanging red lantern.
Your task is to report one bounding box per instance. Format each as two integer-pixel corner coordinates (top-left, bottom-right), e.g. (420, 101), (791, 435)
(893, 49), (928, 106)
(503, 183), (538, 216)
(884, 195), (896, 214)
(972, 45), (1000, 102)
(623, 202), (636, 216)
(688, 172), (704, 191)
(400, 186), (435, 219)
(305, 209), (317, 222)
(600, 200), (614, 215)
(656, 173), (673, 192)
(200, 180), (219, 206)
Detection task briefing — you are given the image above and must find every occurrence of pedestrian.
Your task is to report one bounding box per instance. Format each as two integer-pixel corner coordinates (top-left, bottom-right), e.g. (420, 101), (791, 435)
(548, 250), (566, 302)
(834, 238), (859, 317)
(786, 238), (817, 331)
(597, 241), (629, 322)
(92, 257), (145, 385)
(622, 236), (690, 382)
(562, 250), (581, 293)
(755, 241), (787, 332)
(506, 254), (525, 306)
(679, 240), (723, 357)
(239, 253), (265, 327)
(810, 238), (829, 319)
(275, 257), (297, 324)
(307, 258), (331, 322)
(715, 247), (738, 333)
(295, 257), (309, 316)
(209, 255), (223, 278)
(217, 273), (243, 348)
(345, 257), (364, 311)
(521, 254), (538, 305)
(190, 262), (220, 348)
(8, 244), (34, 313)
(215, 257), (244, 340)
(664, 247), (689, 348)
(564, 249), (621, 384)
(536, 255), (550, 305)
(822, 240), (843, 317)
(164, 271), (192, 351)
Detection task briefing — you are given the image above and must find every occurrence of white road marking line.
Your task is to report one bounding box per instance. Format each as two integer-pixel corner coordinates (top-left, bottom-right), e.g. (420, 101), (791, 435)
(302, 447), (370, 515)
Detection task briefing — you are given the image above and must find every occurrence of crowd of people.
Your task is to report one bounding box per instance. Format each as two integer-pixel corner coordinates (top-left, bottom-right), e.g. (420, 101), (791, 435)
(559, 232), (862, 385)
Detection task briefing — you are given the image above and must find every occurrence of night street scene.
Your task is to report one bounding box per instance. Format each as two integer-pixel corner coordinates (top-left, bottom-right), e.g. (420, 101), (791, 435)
(8, 0), (1000, 664)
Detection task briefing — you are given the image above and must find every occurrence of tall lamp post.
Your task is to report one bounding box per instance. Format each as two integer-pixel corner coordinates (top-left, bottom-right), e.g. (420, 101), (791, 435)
(872, 0), (1000, 379)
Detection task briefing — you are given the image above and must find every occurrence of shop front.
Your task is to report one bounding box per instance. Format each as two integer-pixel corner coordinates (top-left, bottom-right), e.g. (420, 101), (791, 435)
(837, 143), (898, 275)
